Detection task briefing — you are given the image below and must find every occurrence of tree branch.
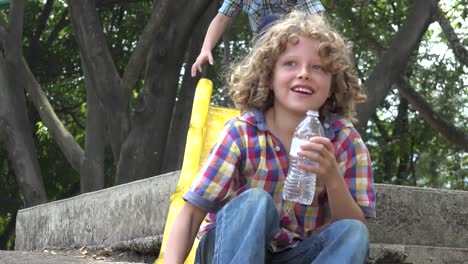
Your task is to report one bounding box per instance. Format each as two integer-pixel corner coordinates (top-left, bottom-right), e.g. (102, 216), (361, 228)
(122, 0), (170, 96)
(97, 0), (144, 8)
(6, 0), (26, 58)
(44, 10), (70, 50)
(396, 76), (468, 151)
(0, 16), (7, 41)
(20, 58), (85, 171)
(435, 6), (468, 66)
(327, 0), (386, 56)
(356, 0), (439, 129)
(68, 0), (129, 161)
(28, 0), (54, 53)
(337, 0), (466, 150)
(371, 113), (390, 141)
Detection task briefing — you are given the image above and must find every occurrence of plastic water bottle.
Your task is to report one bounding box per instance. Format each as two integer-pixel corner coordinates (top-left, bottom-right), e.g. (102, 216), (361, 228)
(283, 110), (324, 205)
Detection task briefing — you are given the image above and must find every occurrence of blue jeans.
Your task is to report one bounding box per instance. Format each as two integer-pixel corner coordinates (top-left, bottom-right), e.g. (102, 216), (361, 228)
(194, 188), (369, 264)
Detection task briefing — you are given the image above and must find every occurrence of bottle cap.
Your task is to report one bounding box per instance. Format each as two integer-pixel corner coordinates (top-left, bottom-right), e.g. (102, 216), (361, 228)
(306, 110), (319, 116)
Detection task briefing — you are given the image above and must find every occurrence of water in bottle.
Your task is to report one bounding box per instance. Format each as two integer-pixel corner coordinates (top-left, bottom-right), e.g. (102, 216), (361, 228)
(283, 110), (324, 205)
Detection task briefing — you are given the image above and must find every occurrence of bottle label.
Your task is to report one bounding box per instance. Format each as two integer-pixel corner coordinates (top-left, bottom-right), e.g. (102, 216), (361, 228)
(289, 138), (304, 156)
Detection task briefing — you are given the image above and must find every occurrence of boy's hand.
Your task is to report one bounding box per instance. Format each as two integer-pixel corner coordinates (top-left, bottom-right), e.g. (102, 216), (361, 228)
(191, 50), (214, 77)
(297, 136), (342, 188)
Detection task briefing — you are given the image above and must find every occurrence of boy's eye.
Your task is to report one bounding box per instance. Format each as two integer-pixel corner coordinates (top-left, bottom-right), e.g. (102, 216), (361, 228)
(285, 61), (296, 67)
(311, 65), (323, 71)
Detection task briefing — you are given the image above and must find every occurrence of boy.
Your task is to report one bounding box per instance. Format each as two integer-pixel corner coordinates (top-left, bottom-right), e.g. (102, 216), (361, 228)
(191, 0), (324, 77)
(167, 11), (375, 264)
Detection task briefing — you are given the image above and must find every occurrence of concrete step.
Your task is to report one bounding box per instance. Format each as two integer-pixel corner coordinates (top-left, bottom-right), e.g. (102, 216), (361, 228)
(15, 171), (468, 253)
(0, 249), (152, 264)
(3, 243), (467, 264)
(368, 243), (468, 264)
(15, 172), (179, 251)
(368, 184), (468, 248)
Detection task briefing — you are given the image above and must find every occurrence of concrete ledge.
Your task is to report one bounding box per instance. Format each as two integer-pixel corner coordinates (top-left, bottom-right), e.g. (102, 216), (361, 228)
(15, 171), (468, 252)
(368, 244), (468, 264)
(15, 171), (179, 251)
(368, 184), (468, 248)
(404, 244), (468, 264)
(368, 243), (406, 264)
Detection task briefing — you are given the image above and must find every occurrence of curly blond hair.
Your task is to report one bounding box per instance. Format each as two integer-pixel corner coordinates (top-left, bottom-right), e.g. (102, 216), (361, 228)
(227, 10), (367, 122)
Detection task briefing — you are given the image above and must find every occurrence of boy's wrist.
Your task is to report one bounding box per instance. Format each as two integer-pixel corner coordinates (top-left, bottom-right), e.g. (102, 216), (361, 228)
(324, 173), (346, 192)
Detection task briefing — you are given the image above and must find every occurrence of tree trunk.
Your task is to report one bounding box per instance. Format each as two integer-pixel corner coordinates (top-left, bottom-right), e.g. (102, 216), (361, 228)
(394, 96), (410, 185)
(435, 6), (468, 66)
(0, 0), (47, 207)
(396, 77), (468, 151)
(115, 0), (212, 183)
(0, 61), (47, 207)
(356, 0), (439, 130)
(68, 0), (129, 163)
(80, 61), (105, 193)
(162, 0), (218, 173)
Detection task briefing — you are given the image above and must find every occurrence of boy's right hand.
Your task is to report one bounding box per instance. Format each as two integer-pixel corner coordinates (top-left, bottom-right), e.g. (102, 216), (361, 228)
(191, 50), (214, 77)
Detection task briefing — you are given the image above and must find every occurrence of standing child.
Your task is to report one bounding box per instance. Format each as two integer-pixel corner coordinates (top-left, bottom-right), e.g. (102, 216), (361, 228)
(166, 11), (376, 264)
(191, 0), (324, 77)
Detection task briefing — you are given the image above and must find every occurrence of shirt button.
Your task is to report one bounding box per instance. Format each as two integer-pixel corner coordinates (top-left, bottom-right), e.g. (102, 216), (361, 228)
(324, 123), (330, 129)
(274, 146), (281, 152)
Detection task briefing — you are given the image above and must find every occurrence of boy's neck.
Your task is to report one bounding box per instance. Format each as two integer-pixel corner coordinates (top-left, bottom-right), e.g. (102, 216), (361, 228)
(265, 107), (304, 150)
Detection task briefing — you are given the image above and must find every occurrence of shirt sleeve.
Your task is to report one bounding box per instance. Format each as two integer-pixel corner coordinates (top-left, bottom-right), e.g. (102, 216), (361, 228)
(183, 119), (244, 213)
(298, 0), (325, 13)
(219, 0), (243, 17)
(335, 127), (376, 218)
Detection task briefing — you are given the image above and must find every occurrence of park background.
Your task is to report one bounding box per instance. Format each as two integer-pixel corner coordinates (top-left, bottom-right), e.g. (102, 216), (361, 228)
(0, 0), (466, 251)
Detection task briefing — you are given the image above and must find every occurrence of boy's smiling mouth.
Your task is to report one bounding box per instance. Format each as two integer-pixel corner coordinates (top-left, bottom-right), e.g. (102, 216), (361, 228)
(291, 85), (314, 95)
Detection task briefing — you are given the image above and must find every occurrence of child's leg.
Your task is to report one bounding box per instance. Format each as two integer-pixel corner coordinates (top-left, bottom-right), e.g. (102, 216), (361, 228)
(313, 219), (369, 264)
(268, 219), (368, 264)
(194, 228), (215, 264)
(195, 188), (280, 264)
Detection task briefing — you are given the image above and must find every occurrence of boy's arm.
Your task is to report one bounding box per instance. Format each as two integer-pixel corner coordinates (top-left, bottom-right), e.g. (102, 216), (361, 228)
(164, 201), (207, 264)
(299, 136), (368, 223)
(324, 174), (367, 223)
(191, 13), (232, 77)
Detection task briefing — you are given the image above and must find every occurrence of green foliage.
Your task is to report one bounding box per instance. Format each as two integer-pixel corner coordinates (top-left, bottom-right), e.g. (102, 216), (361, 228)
(1, 2), (156, 249)
(0, 0), (467, 250)
(0, 148), (19, 250)
(339, 0), (468, 190)
(206, 0), (468, 190)
(208, 12), (253, 107)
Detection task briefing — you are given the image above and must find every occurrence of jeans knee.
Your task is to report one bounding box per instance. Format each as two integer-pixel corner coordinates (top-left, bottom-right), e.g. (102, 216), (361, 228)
(239, 188), (273, 206)
(236, 188), (277, 218)
(336, 219), (369, 244)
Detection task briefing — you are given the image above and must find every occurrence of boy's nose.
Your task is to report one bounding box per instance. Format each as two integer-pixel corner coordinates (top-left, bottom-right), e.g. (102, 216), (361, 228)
(297, 66), (310, 80)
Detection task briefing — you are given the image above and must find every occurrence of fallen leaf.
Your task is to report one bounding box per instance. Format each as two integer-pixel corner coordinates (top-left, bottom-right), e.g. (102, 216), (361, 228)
(96, 248), (111, 257)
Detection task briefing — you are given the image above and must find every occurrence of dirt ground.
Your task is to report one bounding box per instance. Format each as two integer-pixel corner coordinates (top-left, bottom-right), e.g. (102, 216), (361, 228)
(0, 247), (157, 264)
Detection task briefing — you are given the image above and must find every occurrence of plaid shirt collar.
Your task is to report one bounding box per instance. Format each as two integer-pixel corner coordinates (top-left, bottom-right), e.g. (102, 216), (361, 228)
(237, 108), (350, 140)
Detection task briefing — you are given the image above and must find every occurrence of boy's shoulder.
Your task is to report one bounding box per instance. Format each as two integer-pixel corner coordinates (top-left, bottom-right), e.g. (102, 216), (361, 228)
(324, 114), (354, 130)
(223, 109), (268, 133)
(324, 114), (362, 142)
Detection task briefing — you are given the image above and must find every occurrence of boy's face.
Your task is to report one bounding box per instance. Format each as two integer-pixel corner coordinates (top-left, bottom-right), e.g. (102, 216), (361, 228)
(271, 36), (332, 115)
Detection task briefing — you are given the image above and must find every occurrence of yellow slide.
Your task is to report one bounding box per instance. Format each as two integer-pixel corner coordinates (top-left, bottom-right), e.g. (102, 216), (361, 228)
(155, 78), (239, 263)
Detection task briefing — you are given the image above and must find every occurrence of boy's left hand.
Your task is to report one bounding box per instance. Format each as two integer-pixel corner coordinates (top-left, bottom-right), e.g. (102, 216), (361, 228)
(297, 136), (342, 188)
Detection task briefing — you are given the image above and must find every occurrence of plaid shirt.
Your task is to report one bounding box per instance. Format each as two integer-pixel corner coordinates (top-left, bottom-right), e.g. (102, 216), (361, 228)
(183, 109), (375, 252)
(219, 0), (324, 32)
